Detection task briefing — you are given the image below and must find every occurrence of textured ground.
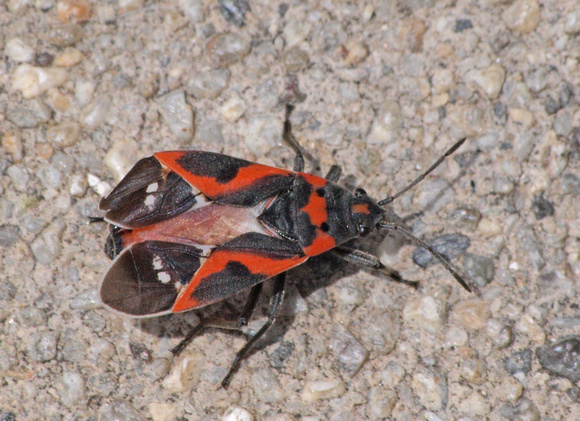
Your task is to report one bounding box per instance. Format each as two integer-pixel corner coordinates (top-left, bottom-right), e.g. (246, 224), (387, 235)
(1, 0), (580, 419)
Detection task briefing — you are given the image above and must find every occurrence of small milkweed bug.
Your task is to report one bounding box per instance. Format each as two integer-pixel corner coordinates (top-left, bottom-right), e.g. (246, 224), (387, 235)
(96, 104), (472, 388)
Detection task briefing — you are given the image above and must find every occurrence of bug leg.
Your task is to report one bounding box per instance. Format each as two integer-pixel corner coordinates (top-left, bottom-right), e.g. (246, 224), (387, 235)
(325, 165), (342, 182)
(88, 216), (105, 223)
(331, 246), (419, 288)
(282, 104), (305, 172)
(171, 284), (264, 356)
(221, 272), (287, 389)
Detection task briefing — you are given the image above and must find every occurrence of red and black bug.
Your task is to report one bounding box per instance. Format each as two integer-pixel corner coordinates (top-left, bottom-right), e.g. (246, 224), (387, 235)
(98, 105), (471, 388)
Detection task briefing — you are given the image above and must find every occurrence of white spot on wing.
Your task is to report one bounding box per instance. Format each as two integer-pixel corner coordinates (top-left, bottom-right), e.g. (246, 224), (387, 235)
(152, 255), (163, 270)
(158, 271), (171, 283)
(146, 182), (159, 193)
(144, 194), (156, 207)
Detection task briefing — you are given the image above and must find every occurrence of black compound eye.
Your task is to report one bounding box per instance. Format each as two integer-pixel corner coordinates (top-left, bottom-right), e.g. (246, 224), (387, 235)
(354, 188), (367, 198)
(358, 224), (370, 237)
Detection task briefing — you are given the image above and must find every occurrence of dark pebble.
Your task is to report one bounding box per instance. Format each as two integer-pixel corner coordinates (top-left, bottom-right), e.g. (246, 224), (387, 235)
(0, 225), (20, 247)
(567, 387), (580, 402)
(561, 172), (580, 196)
(536, 336), (580, 382)
(455, 19), (473, 32)
(218, 0), (250, 27)
(504, 349), (532, 375)
(491, 31), (510, 53)
(463, 253), (495, 287)
(531, 194), (555, 220)
(129, 341), (153, 363)
(269, 340), (295, 369)
(544, 95), (561, 115)
(0, 281), (17, 301)
(35, 52), (54, 66)
(279, 3), (289, 17)
(559, 83), (574, 108)
(493, 102), (508, 124)
(0, 413), (16, 421)
(498, 398), (540, 419)
(412, 233), (470, 268)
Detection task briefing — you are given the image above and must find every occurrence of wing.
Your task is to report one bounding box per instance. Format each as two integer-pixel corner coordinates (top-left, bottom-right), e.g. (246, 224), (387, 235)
(154, 151), (296, 207)
(99, 233), (307, 317)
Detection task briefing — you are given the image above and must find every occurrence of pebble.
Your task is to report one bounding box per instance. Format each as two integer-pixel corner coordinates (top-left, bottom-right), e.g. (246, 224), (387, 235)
(340, 41), (368, 66)
(158, 90), (194, 143)
(515, 314), (545, 343)
(283, 46), (309, 72)
(328, 324), (369, 377)
(368, 388), (397, 419)
(536, 336), (580, 382)
(564, 9), (580, 34)
(515, 224), (545, 270)
(504, 0), (540, 34)
(338, 82), (360, 102)
(0, 225), (20, 248)
(411, 367), (448, 411)
(463, 253), (495, 287)
(87, 372), (117, 397)
(283, 19), (311, 48)
(46, 87), (70, 112)
(450, 206), (481, 231)
(412, 233), (470, 268)
(398, 17), (426, 52)
(380, 361), (406, 388)
(464, 64), (506, 99)
(2, 132), (23, 163)
(7, 165), (30, 191)
(431, 68), (453, 94)
(197, 118), (224, 146)
(46, 121), (82, 148)
(5, 38), (35, 62)
(12, 64), (68, 99)
(403, 293), (446, 334)
(531, 194), (555, 220)
(87, 173), (112, 197)
(220, 97), (247, 123)
(88, 338), (116, 366)
(486, 319), (513, 348)
(162, 351), (203, 392)
(444, 326), (468, 348)
(498, 398), (540, 421)
(30, 331), (60, 362)
(252, 367), (286, 402)
(504, 349), (532, 375)
(554, 110), (572, 136)
(118, 0), (144, 12)
(455, 19), (473, 32)
(449, 299), (490, 331)
(179, 0), (204, 22)
(312, 21), (347, 53)
(6, 98), (52, 128)
(206, 33), (251, 67)
(70, 288), (101, 310)
(20, 306), (46, 327)
(416, 177), (456, 212)
(49, 23), (84, 47)
(69, 174), (88, 197)
(75, 80), (96, 106)
(31, 218), (65, 265)
(57, 0), (91, 23)
(218, 0), (250, 27)
(21, 216), (45, 235)
(59, 370), (85, 407)
(81, 96), (112, 130)
(457, 391), (490, 416)
(302, 377), (346, 402)
(189, 68), (231, 99)
(0, 281), (17, 301)
(359, 310), (400, 354)
(100, 400), (145, 421)
(366, 100), (403, 146)
(148, 403), (177, 421)
(222, 406), (253, 421)
(105, 139), (139, 181)
(255, 78), (279, 109)
(53, 47), (84, 67)
(245, 115), (282, 156)
(561, 173), (580, 196)
(497, 377), (523, 403)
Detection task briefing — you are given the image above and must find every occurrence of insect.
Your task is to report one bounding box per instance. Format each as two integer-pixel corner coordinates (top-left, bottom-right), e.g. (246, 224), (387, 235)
(97, 105), (471, 388)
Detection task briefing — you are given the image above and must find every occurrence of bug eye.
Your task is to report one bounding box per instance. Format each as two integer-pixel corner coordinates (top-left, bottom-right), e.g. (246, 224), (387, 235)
(354, 188), (367, 198)
(358, 224), (370, 237)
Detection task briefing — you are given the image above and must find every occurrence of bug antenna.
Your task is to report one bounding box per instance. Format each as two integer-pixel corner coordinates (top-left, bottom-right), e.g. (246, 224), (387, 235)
(378, 138), (466, 207)
(378, 221), (473, 293)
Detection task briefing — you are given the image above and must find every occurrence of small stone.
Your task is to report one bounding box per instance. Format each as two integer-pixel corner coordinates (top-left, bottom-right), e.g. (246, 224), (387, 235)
(220, 97), (247, 123)
(105, 139), (139, 181)
(451, 206), (481, 231)
(283, 46), (309, 72)
(75, 80), (96, 106)
(416, 177), (455, 212)
(53, 47), (84, 67)
(30, 218), (65, 265)
(46, 87), (70, 112)
(30, 331), (60, 362)
(450, 299), (490, 330)
(5, 38), (35, 62)
(70, 288), (101, 310)
(457, 347), (487, 385)
(20, 215), (45, 234)
(81, 96), (112, 130)
(12, 64), (68, 98)
(403, 293), (446, 334)
(48, 23), (84, 47)
(283, 20), (311, 48)
(0, 281), (17, 301)
(6, 99), (52, 128)
(329, 325), (369, 377)
(255, 78), (279, 108)
(561, 173), (580, 196)
(46, 121), (82, 148)
(498, 398), (540, 421)
(554, 110), (573, 136)
(536, 336), (580, 382)
(445, 326), (468, 348)
(269, 341), (295, 369)
(497, 377), (523, 402)
(411, 367), (447, 411)
(412, 233), (470, 268)
(2, 132), (23, 163)
(87, 173), (112, 197)
(338, 83), (360, 102)
(69, 174), (88, 197)
(162, 351), (203, 392)
(197, 118), (224, 146)
(149, 402), (177, 421)
(206, 33), (251, 67)
(504, 349), (532, 375)
(455, 19), (473, 32)
(100, 400), (145, 421)
(515, 224), (545, 270)
(313, 22), (347, 53)
(158, 90), (194, 143)
(189, 68), (230, 99)
(57, 0), (91, 23)
(494, 102), (508, 124)
(531, 194), (555, 220)
(463, 253), (495, 287)
(222, 406), (253, 421)
(245, 115), (282, 156)
(302, 377), (346, 402)
(20, 306), (46, 327)
(59, 371), (85, 407)
(505, 0), (541, 34)
(464, 64), (506, 99)
(179, 0), (204, 22)
(380, 361), (406, 388)
(340, 41), (368, 65)
(458, 391), (490, 416)
(369, 387), (397, 419)
(564, 9), (580, 34)
(360, 310), (400, 354)
(252, 367), (286, 402)
(118, 0), (144, 11)
(398, 17), (427, 52)
(516, 314), (545, 344)
(0, 225), (20, 248)
(218, 0), (250, 27)
(366, 100), (403, 146)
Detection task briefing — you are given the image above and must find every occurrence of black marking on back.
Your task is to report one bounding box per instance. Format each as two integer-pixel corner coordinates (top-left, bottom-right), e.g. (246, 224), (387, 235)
(214, 174), (295, 207)
(220, 232), (303, 258)
(176, 152), (253, 184)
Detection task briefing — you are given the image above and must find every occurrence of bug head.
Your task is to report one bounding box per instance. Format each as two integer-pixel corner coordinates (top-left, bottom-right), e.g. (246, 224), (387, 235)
(349, 188), (385, 237)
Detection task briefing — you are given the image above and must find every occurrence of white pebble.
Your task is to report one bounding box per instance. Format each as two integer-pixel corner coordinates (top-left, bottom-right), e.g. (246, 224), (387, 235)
(162, 351), (203, 393)
(366, 100), (403, 146)
(5, 37), (35, 62)
(464, 64), (506, 99)
(53, 47), (84, 67)
(179, 0), (204, 22)
(302, 378), (346, 402)
(12, 64), (68, 99)
(60, 371), (85, 408)
(403, 294), (446, 334)
(118, 0), (144, 11)
(105, 139), (139, 181)
(505, 0), (541, 34)
(458, 391), (491, 416)
(283, 20), (312, 48)
(564, 9), (580, 34)
(149, 402), (177, 421)
(46, 121), (82, 148)
(221, 97), (247, 123)
(245, 115), (282, 156)
(81, 96), (111, 130)
(87, 173), (112, 197)
(222, 406), (253, 421)
(75, 80), (96, 106)
(158, 90), (194, 143)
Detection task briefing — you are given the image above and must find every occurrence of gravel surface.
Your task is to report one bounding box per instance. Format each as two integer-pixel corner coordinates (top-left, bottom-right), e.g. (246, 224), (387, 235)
(1, 0), (580, 419)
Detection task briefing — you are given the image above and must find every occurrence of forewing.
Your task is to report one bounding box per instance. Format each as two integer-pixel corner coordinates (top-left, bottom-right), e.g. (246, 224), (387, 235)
(173, 233), (307, 312)
(154, 151), (295, 207)
(99, 241), (211, 317)
(99, 156), (201, 229)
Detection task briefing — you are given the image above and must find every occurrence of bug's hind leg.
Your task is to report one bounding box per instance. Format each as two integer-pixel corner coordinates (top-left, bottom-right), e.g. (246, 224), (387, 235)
(331, 245), (419, 289)
(325, 165), (342, 182)
(282, 105), (305, 172)
(221, 272), (287, 388)
(171, 283), (264, 356)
